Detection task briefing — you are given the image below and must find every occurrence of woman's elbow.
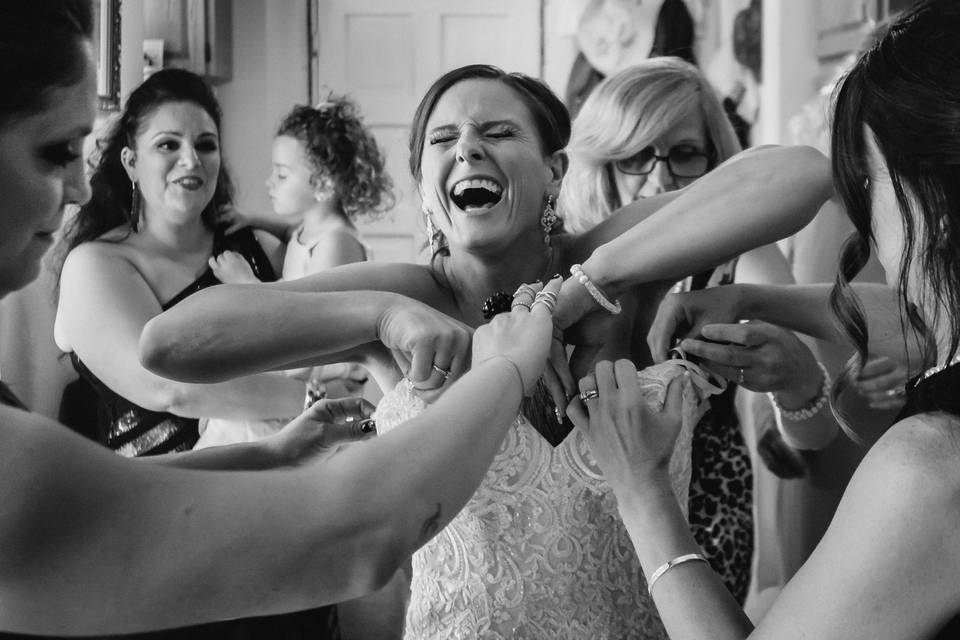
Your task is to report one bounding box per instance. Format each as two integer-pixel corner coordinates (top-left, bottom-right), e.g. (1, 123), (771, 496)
(139, 317), (210, 383)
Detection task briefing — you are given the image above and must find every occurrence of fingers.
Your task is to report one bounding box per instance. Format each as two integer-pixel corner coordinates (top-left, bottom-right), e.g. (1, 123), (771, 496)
(662, 371), (688, 416)
(568, 372), (599, 430)
(647, 296), (683, 363)
(307, 396), (375, 423)
(548, 337), (576, 404)
(322, 420), (377, 446)
(700, 322), (771, 347)
(529, 276), (561, 317)
(680, 338), (753, 368)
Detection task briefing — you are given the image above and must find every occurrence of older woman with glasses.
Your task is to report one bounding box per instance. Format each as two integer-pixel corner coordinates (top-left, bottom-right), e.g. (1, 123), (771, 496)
(559, 56), (827, 605)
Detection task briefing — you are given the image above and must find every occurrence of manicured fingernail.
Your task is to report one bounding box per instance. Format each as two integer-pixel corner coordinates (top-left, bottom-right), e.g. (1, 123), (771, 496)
(554, 406), (564, 424)
(552, 273), (562, 280)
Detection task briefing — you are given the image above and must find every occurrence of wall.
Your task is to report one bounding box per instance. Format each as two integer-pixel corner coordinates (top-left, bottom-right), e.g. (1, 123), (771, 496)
(218, 0), (310, 215)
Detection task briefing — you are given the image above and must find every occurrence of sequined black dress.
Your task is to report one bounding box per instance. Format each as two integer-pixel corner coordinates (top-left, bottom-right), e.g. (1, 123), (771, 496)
(71, 227), (276, 457)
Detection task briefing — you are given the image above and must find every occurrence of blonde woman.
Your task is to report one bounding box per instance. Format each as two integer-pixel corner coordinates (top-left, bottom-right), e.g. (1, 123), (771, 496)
(559, 56), (805, 604)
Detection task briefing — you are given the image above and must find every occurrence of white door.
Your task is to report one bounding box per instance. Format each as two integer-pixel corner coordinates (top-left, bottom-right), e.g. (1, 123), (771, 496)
(314, 0), (542, 263)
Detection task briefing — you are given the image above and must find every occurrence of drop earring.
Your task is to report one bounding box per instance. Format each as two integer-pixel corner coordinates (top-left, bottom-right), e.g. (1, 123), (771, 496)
(423, 206), (439, 255)
(540, 194), (558, 245)
(130, 180), (143, 232)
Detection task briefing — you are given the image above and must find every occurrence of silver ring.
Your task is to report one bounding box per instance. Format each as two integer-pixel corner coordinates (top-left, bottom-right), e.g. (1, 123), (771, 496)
(512, 283), (538, 300)
(579, 389), (599, 402)
(737, 367), (745, 385)
(885, 387), (905, 398)
(432, 363), (451, 379)
(511, 300), (532, 311)
(531, 291), (558, 314)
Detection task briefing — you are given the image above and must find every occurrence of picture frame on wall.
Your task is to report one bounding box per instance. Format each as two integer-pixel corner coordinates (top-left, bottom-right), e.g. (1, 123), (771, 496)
(94, 0), (122, 111)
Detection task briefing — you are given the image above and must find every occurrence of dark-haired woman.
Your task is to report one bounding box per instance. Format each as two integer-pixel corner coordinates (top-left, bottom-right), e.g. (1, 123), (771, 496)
(140, 63), (830, 638)
(0, 3), (563, 634)
(52, 68), (310, 457)
(571, 1), (960, 637)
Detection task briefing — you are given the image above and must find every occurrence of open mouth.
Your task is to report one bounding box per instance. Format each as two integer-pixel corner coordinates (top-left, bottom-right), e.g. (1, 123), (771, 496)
(450, 178), (503, 212)
(173, 176), (204, 190)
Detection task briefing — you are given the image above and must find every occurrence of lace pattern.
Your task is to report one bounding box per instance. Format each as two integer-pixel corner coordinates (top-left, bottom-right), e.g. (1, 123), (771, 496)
(374, 360), (714, 639)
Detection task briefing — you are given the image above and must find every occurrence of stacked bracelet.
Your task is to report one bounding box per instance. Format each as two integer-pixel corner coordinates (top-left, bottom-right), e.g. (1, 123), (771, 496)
(570, 264), (622, 315)
(768, 360), (831, 422)
(647, 553), (709, 595)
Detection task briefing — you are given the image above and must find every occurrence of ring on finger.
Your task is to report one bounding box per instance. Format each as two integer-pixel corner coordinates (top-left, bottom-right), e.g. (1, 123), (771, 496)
(513, 283), (538, 300)
(884, 387), (905, 398)
(432, 363), (451, 379)
(579, 389), (599, 402)
(737, 367), (745, 385)
(511, 300), (532, 311)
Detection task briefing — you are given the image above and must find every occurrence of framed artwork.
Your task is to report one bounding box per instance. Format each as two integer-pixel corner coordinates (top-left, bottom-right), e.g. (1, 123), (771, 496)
(94, 0), (122, 111)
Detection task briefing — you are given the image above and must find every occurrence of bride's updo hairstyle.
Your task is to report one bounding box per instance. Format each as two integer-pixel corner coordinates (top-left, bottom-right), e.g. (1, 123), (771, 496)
(829, 0), (960, 430)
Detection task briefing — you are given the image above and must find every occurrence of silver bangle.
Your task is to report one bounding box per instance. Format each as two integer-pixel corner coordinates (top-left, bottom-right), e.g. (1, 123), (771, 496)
(570, 264), (622, 314)
(647, 552), (709, 595)
(768, 360), (831, 422)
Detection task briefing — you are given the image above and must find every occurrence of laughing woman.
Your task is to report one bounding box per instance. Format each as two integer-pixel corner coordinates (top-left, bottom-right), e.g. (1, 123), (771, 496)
(141, 65), (831, 639)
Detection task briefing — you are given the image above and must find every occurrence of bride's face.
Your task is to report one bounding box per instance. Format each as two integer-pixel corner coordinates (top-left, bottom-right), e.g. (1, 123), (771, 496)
(417, 79), (558, 254)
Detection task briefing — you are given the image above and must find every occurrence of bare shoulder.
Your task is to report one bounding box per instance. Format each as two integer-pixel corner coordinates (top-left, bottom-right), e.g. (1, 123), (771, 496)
(846, 412), (960, 548)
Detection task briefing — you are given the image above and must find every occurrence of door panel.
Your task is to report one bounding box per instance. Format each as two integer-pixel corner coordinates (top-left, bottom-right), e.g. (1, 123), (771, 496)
(315, 0), (542, 263)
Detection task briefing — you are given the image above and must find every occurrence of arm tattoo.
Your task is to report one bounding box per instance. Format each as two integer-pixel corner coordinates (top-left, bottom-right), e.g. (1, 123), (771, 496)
(416, 503), (442, 547)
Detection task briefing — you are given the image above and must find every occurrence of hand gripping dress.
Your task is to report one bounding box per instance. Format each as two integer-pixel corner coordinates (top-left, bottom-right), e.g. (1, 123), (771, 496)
(374, 360), (720, 640)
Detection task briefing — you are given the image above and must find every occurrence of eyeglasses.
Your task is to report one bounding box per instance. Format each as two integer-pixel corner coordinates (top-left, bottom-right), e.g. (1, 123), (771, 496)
(614, 145), (715, 179)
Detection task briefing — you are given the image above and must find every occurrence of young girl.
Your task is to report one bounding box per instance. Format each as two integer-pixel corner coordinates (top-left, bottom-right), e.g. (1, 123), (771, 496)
(201, 97), (395, 447)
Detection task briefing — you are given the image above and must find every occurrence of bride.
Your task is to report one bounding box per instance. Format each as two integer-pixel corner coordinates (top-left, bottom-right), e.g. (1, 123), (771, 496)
(141, 65), (830, 638)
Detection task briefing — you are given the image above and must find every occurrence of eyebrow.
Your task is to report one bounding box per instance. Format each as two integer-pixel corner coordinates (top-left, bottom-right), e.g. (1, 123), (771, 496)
(150, 130), (219, 139)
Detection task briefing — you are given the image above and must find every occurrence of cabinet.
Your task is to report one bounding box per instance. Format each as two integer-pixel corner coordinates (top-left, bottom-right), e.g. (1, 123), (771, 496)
(143, 0), (232, 83)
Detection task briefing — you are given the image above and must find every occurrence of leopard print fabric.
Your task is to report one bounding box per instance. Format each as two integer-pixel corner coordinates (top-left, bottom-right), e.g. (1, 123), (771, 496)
(688, 385), (754, 604)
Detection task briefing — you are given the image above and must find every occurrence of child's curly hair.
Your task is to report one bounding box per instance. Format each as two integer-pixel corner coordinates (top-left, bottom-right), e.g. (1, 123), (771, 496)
(276, 96), (395, 221)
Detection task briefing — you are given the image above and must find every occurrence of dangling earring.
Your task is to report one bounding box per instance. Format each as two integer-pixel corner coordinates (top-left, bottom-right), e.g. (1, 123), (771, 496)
(423, 206), (440, 255)
(130, 180), (143, 232)
(540, 194), (558, 245)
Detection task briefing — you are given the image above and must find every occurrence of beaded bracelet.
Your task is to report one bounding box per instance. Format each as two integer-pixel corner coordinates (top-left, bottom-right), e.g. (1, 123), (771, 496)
(570, 264), (622, 315)
(647, 553), (709, 595)
(768, 360), (831, 422)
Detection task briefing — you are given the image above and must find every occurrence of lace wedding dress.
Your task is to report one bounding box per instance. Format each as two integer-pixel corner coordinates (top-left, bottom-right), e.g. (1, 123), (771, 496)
(374, 360), (718, 639)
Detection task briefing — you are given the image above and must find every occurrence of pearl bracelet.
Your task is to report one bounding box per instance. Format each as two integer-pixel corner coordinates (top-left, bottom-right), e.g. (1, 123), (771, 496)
(647, 553), (709, 595)
(570, 264), (622, 315)
(768, 360), (831, 422)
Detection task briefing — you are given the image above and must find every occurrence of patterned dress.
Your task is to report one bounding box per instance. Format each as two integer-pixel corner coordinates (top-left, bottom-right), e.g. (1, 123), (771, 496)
(374, 360), (718, 640)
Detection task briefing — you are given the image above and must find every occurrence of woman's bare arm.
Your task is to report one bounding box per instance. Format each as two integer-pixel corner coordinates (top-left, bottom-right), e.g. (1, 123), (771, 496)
(140, 262), (470, 386)
(556, 146), (833, 329)
(0, 355), (520, 635)
(56, 244), (304, 419)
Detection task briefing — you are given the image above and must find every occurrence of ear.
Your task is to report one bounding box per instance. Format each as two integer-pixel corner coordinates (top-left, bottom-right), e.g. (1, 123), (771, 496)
(120, 147), (137, 182)
(545, 149), (568, 193)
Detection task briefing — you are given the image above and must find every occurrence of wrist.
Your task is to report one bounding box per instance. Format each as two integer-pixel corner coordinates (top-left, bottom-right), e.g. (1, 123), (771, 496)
(477, 355), (526, 392)
(609, 464), (676, 509)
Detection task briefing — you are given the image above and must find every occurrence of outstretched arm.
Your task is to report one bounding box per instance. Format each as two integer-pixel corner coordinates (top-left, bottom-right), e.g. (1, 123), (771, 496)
(1, 280), (558, 636)
(556, 146), (833, 328)
(139, 261), (469, 391)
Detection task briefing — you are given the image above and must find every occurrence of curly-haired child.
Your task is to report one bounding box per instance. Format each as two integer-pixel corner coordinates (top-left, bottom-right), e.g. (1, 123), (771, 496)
(202, 97), (395, 445)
